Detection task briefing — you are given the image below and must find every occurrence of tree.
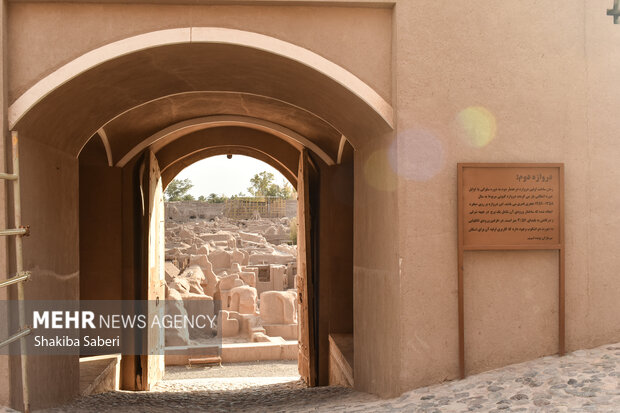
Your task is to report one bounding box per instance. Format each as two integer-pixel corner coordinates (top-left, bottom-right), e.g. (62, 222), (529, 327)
(165, 178), (193, 201)
(247, 171), (275, 197)
(197, 195), (206, 202)
(248, 171), (295, 198)
(207, 193), (227, 203)
(276, 180), (295, 199)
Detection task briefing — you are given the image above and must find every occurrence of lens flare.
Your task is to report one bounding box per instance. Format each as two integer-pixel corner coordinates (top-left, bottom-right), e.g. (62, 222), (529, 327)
(363, 149), (398, 191)
(457, 106), (497, 148)
(388, 128), (444, 182)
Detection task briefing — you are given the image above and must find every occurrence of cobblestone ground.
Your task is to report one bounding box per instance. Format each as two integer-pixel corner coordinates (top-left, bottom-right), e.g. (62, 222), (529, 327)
(164, 360), (299, 379)
(40, 342), (620, 412)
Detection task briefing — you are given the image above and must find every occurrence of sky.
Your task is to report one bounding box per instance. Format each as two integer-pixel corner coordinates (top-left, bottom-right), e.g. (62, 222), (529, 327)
(170, 155), (290, 198)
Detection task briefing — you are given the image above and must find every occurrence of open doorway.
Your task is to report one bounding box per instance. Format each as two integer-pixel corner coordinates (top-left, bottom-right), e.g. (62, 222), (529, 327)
(77, 124), (354, 398)
(7, 19), (393, 408)
(162, 155), (301, 386)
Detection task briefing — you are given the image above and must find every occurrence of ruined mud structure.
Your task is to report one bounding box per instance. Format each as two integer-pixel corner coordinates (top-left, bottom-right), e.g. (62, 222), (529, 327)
(164, 200), (299, 353)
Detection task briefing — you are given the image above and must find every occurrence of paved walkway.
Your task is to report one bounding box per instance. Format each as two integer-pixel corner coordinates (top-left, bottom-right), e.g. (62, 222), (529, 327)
(164, 360), (299, 380)
(40, 342), (620, 412)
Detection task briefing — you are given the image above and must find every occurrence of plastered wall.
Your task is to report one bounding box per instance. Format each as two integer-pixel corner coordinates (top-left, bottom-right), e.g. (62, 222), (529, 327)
(6, 2), (392, 104)
(395, 0), (620, 393)
(0, 0), (9, 405)
(5, 0), (620, 406)
(9, 136), (79, 409)
(353, 133), (401, 397)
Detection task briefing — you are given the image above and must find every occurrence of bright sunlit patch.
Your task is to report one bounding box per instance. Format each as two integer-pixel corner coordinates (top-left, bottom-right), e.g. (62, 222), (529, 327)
(363, 149), (398, 192)
(457, 106), (497, 148)
(388, 128), (444, 182)
(172, 155), (290, 198)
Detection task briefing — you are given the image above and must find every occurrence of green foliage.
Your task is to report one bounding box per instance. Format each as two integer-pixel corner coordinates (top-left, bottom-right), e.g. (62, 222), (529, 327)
(165, 178), (193, 201)
(248, 171), (295, 199)
(278, 181), (295, 199)
(207, 193), (228, 203)
(166, 172), (293, 203)
(247, 171), (274, 196)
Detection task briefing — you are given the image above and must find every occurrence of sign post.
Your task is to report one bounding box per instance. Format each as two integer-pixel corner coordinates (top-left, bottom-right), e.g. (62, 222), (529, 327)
(457, 163), (565, 378)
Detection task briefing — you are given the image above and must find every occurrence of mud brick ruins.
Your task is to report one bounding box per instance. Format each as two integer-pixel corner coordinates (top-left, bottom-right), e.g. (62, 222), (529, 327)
(164, 201), (299, 347)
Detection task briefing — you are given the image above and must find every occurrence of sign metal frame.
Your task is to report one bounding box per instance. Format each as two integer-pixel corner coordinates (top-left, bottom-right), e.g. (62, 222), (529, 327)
(457, 163), (565, 379)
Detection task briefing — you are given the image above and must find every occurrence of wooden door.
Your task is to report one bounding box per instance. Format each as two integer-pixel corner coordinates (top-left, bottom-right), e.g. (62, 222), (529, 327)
(139, 150), (166, 390)
(296, 149), (317, 386)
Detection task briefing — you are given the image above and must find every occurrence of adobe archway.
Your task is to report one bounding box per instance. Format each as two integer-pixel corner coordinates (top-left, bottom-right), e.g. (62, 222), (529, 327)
(155, 127), (300, 188)
(8, 27), (394, 409)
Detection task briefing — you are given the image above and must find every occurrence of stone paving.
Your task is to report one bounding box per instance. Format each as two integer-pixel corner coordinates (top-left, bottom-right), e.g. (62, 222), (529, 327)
(40, 342), (620, 412)
(164, 360), (299, 380)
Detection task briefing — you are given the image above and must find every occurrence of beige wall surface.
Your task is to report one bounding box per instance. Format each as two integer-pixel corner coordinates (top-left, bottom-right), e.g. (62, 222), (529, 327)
(579, 0), (620, 350)
(11, 136), (80, 408)
(7, 0), (394, 4)
(2, 0), (396, 406)
(354, 134), (401, 397)
(395, 0), (620, 393)
(5, 0), (620, 405)
(0, 0), (9, 405)
(7, 2), (392, 103)
(463, 251), (559, 375)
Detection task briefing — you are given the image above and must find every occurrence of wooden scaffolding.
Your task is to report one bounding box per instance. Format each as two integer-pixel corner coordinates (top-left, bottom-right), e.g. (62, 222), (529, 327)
(223, 197), (286, 219)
